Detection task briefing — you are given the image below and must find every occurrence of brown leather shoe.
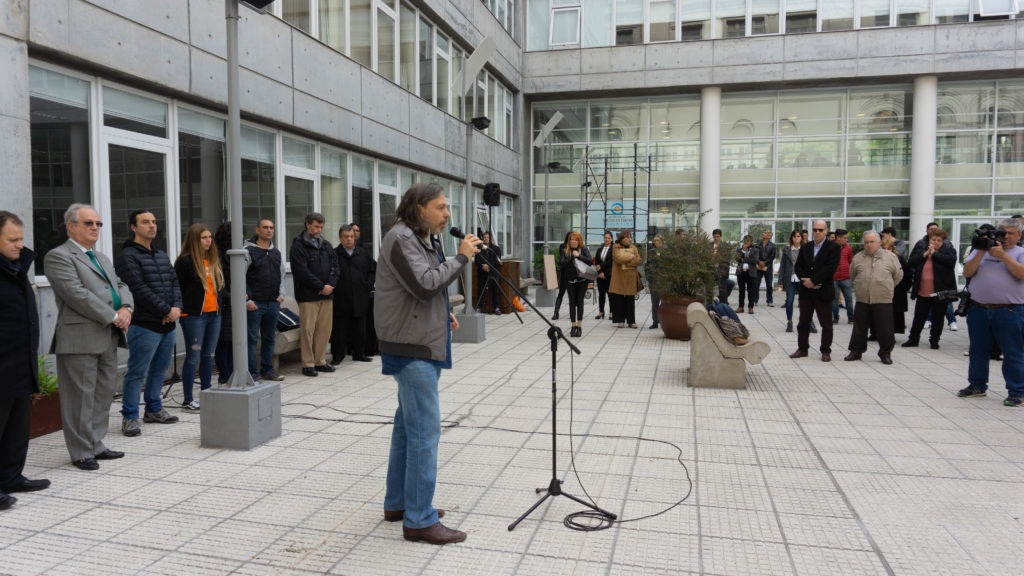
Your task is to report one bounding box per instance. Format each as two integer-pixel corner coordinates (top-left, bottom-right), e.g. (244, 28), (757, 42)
(789, 349), (808, 359)
(843, 352), (862, 361)
(384, 509), (444, 522)
(821, 352), (831, 362)
(734, 307), (745, 314)
(402, 522), (466, 545)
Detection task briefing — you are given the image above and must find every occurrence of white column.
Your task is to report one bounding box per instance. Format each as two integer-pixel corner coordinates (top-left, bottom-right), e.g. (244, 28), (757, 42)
(910, 76), (937, 239)
(700, 87), (721, 234)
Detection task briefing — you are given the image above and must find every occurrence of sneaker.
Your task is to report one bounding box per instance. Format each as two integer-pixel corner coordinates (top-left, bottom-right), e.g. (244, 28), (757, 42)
(144, 409), (179, 424)
(260, 371), (285, 381)
(121, 418), (141, 437)
(925, 320), (932, 329)
(949, 321), (959, 331)
(957, 386), (986, 398)
(181, 400), (200, 411)
(767, 302), (774, 307)
(1005, 396), (1023, 407)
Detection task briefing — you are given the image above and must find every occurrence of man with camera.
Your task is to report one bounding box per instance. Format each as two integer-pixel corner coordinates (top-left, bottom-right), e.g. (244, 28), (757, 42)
(958, 218), (1024, 407)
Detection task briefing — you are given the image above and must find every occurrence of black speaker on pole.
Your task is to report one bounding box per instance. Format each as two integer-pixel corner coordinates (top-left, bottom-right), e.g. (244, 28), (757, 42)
(483, 183), (501, 207)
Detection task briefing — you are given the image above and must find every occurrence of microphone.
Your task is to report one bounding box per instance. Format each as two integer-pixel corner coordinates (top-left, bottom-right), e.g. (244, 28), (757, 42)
(450, 227), (466, 239)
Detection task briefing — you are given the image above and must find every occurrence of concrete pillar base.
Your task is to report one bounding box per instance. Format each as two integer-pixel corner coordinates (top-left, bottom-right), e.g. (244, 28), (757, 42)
(200, 382), (282, 450)
(452, 313), (486, 343)
(533, 287), (557, 307)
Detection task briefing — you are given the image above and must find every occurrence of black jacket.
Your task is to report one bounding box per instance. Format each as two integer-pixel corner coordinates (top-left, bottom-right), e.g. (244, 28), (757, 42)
(735, 244), (761, 279)
(244, 236), (285, 302)
(474, 243), (502, 275)
(0, 247), (39, 400)
(795, 240), (841, 301)
(334, 245), (375, 317)
(560, 245), (592, 284)
(758, 241), (777, 265)
(174, 257), (221, 316)
(290, 232), (339, 302)
(593, 243), (614, 281)
(115, 240), (182, 333)
(908, 243), (958, 299)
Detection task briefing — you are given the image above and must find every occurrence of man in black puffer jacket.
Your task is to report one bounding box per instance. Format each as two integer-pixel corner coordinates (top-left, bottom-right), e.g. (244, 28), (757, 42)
(114, 210), (182, 437)
(290, 212), (339, 377)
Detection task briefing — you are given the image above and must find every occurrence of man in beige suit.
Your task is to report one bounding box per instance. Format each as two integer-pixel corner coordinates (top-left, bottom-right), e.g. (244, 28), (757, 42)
(44, 204), (134, 470)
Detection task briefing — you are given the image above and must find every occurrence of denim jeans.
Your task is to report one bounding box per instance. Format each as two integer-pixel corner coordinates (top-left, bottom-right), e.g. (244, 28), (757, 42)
(121, 325), (176, 419)
(967, 304), (1024, 396)
(180, 312), (221, 403)
(384, 359), (442, 529)
(784, 284), (797, 321)
(247, 300), (280, 377)
(833, 279), (854, 321)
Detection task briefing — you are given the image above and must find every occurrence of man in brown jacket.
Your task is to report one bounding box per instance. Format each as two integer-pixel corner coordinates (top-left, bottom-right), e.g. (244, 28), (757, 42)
(844, 231), (903, 365)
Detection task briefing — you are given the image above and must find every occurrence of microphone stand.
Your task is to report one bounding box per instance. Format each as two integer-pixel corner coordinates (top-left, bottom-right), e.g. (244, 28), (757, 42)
(474, 250), (616, 530)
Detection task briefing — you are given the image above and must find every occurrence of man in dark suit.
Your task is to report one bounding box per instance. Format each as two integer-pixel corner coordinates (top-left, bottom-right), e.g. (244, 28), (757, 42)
(474, 231), (503, 314)
(0, 211), (50, 509)
(331, 224), (375, 364)
(44, 204), (134, 470)
(790, 219), (841, 362)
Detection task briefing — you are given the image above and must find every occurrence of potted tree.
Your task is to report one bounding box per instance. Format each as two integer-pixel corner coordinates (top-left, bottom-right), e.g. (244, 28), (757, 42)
(650, 218), (730, 340)
(30, 354), (61, 439)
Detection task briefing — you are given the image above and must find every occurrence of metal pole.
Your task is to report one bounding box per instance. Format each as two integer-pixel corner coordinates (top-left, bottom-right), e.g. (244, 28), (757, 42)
(462, 97), (474, 314)
(543, 144), (549, 252)
(225, 0), (255, 389)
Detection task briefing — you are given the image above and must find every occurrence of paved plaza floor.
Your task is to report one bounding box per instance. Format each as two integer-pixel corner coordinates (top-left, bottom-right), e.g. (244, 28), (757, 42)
(3, 291), (1023, 575)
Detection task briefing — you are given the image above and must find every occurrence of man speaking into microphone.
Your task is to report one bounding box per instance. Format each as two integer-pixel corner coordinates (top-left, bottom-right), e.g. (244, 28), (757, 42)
(375, 182), (481, 545)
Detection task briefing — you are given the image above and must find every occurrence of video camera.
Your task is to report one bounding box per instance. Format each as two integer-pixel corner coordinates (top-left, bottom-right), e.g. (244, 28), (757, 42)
(971, 225), (1007, 251)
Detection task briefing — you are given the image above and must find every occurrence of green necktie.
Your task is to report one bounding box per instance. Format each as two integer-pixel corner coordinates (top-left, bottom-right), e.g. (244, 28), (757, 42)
(86, 250), (122, 310)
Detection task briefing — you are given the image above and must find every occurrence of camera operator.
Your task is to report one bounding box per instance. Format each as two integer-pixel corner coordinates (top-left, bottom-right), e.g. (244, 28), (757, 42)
(958, 218), (1024, 407)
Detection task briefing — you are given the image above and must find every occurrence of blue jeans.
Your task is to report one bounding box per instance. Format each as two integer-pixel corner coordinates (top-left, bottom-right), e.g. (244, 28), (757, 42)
(384, 359), (442, 529)
(180, 312), (221, 403)
(784, 283), (797, 321)
(833, 279), (854, 321)
(967, 304), (1024, 396)
(121, 325), (176, 419)
(247, 300), (280, 377)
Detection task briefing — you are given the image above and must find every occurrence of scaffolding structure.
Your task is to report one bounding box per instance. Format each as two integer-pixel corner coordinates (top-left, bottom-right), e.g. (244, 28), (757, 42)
(579, 143), (653, 246)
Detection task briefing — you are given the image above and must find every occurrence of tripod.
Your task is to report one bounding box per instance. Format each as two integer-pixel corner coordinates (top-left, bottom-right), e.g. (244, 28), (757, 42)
(478, 268), (616, 530)
(474, 270), (523, 324)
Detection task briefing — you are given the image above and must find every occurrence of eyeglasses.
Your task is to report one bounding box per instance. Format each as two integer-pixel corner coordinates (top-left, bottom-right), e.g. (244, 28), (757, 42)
(812, 228), (825, 232)
(78, 220), (104, 228)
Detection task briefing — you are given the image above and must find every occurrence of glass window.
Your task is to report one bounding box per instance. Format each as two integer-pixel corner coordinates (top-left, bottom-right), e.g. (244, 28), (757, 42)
(590, 99), (648, 142)
(935, 0), (970, 23)
(896, 0), (930, 25)
(583, 0), (613, 47)
(240, 125), (276, 241)
(351, 156), (375, 253)
(751, 0), (780, 35)
(534, 101), (588, 144)
(103, 86), (167, 138)
(377, 8), (396, 81)
(716, 0), (746, 38)
(527, 0), (551, 51)
(722, 198), (775, 218)
(504, 88), (514, 147)
(493, 86), (505, 144)
(282, 0), (312, 33)
(777, 197), (843, 218)
(680, 0), (711, 40)
(551, 7), (580, 45)
(650, 98), (700, 142)
(722, 94), (775, 138)
(648, 0), (677, 43)
(615, 0), (642, 45)
(821, 0), (854, 30)
(29, 66), (93, 274)
(321, 147), (348, 236)
(848, 134), (911, 174)
(978, 0), (1019, 17)
(282, 136), (315, 169)
(936, 132), (992, 175)
(452, 49), (464, 118)
(778, 136), (842, 180)
(785, 0), (817, 33)
(937, 83), (996, 130)
(847, 196), (910, 217)
(419, 18), (434, 103)
(861, 0), (891, 27)
(350, 0), (372, 68)
(436, 33), (450, 113)
(108, 144), (169, 261)
(720, 139), (774, 170)
(284, 176), (314, 253)
(399, 3), (416, 92)
(378, 162), (398, 187)
(178, 109), (227, 237)
(318, 0), (345, 52)
(444, 181), (462, 256)
(487, 74), (498, 135)
(848, 87), (913, 133)
(779, 90), (845, 136)
(934, 195), (991, 216)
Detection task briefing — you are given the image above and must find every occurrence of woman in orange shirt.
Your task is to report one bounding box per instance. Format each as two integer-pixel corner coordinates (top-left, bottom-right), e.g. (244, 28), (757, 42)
(174, 224), (224, 411)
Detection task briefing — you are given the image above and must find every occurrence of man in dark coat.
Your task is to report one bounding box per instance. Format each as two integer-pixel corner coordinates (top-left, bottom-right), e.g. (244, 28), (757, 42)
(290, 212), (340, 377)
(0, 211), (50, 509)
(791, 219), (842, 362)
(474, 231), (503, 314)
(331, 224), (374, 364)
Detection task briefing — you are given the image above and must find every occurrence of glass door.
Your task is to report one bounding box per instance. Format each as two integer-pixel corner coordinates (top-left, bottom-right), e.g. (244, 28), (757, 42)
(375, 186), (399, 258)
(283, 175), (316, 247)
(100, 134), (175, 261)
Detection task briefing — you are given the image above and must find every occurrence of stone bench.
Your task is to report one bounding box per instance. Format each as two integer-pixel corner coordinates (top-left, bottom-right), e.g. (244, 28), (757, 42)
(686, 302), (770, 389)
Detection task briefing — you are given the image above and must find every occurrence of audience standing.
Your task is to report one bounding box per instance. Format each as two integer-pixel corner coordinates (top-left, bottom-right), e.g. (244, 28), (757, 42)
(904, 228), (957, 350)
(290, 212), (339, 378)
(757, 229), (777, 307)
(593, 231), (613, 320)
(790, 220), (841, 362)
(331, 224), (375, 363)
(174, 224), (223, 411)
(609, 230), (642, 328)
(560, 232), (591, 337)
(832, 229), (854, 324)
(244, 218), (286, 382)
(647, 235), (665, 330)
(844, 231), (902, 365)
(778, 229), (802, 333)
(734, 235), (759, 314)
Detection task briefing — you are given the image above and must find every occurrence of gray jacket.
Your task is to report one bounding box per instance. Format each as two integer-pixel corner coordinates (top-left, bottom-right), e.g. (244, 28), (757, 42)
(374, 221), (468, 362)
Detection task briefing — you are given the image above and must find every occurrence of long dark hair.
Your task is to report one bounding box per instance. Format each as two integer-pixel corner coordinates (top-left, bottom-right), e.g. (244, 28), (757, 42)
(395, 182), (445, 236)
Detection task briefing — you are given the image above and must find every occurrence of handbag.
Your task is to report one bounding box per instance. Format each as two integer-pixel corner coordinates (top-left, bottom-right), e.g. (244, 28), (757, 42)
(277, 307), (301, 332)
(635, 273), (645, 292)
(574, 258), (598, 281)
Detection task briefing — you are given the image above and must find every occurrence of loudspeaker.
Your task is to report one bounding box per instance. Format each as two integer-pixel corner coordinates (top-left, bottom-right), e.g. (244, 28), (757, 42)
(483, 183), (501, 207)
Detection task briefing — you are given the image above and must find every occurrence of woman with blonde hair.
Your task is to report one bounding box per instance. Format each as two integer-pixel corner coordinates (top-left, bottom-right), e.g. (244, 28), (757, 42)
(559, 231), (591, 337)
(174, 223), (224, 411)
(609, 230), (642, 328)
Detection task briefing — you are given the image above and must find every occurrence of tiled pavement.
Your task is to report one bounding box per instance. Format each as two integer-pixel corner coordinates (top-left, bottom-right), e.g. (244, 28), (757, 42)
(3, 292), (1024, 575)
